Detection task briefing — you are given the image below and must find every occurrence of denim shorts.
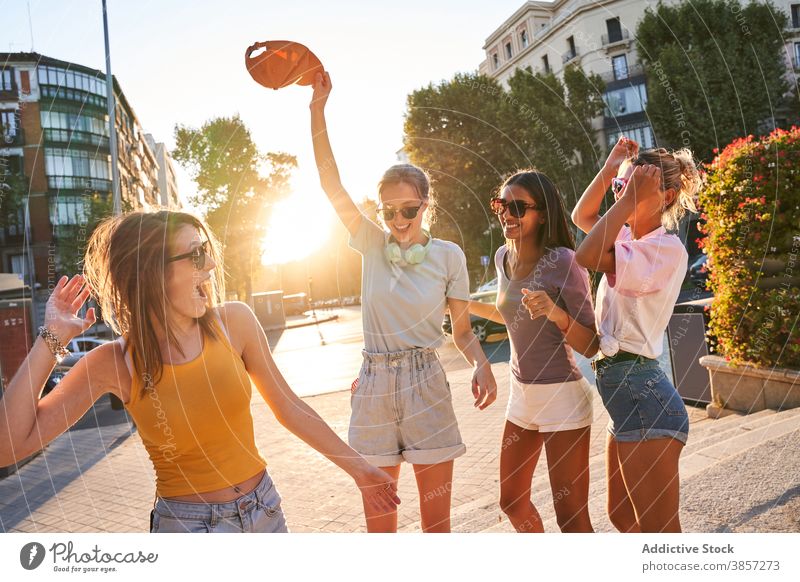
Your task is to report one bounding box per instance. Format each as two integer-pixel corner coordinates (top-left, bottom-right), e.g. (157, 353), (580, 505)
(349, 347), (466, 467)
(594, 358), (689, 444)
(150, 469), (288, 533)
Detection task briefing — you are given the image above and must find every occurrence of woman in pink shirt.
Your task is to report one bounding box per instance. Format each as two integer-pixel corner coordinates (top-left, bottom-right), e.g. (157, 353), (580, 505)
(572, 137), (702, 533)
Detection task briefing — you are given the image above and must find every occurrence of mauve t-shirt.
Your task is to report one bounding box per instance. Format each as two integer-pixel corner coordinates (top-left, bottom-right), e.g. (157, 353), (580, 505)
(496, 245), (596, 384)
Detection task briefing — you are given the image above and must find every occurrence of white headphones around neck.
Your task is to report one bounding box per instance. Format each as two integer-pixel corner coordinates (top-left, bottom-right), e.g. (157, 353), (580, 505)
(384, 230), (433, 267)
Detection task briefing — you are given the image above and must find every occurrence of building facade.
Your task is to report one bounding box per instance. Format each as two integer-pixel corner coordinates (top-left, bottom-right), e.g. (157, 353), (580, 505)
(145, 134), (180, 208)
(479, 0), (800, 151)
(0, 52), (179, 288)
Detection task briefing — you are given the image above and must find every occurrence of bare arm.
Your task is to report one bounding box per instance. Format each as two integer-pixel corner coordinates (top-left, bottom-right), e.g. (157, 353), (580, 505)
(575, 165), (660, 274)
(448, 298), (497, 410)
(0, 275), (113, 466)
(520, 289), (599, 358)
(309, 72), (363, 237)
(572, 136), (639, 234)
(467, 300), (504, 324)
(223, 302), (399, 512)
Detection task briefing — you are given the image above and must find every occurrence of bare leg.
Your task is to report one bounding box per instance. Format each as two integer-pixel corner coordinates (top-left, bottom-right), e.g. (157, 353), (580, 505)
(543, 426), (594, 532)
(606, 434), (640, 532)
(498, 421), (545, 533)
(413, 460), (455, 533)
(616, 438), (683, 533)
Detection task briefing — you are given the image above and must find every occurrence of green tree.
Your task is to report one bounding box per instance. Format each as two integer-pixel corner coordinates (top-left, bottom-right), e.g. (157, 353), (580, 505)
(636, 0), (795, 161)
(404, 68), (606, 282)
(172, 115), (296, 300)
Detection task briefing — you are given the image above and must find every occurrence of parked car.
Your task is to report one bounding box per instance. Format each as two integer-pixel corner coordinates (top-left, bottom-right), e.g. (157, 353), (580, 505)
(688, 253), (708, 288)
(475, 277), (498, 293)
(44, 335), (110, 394)
(442, 290), (506, 343)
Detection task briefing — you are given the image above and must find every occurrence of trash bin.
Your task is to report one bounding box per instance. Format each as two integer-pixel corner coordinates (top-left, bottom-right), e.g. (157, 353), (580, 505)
(251, 291), (286, 330)
(667, 297), (713, 403)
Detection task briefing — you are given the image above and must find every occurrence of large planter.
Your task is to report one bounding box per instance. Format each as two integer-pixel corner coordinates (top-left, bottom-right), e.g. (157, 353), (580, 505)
(699, 355), (800, 417)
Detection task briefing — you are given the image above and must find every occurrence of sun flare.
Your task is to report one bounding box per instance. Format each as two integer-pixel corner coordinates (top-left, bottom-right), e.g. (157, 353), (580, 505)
(260, 192), (334, 266)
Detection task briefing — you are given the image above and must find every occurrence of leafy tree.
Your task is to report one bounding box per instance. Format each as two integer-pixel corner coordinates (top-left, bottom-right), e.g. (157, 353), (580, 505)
(636, 0), (795, 161)
(172, 115), (296, 300)
(404, 68), (606, 282)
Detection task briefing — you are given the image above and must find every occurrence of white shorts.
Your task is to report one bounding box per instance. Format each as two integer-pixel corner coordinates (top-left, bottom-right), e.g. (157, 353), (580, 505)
(505, 375), (594, 432)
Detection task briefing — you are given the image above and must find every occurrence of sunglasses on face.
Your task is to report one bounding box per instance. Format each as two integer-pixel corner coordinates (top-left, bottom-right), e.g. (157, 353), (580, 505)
(490, 197), (540, 219)
(168, 240), (209, 270)
(611, 177), (628, 196)
(377, 204), (423, 221)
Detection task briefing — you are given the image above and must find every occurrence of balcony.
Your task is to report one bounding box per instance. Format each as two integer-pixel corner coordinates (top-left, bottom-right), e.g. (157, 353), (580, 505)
(602, 29), (631, 49)
(43, 128), (110, 150)
(39, 85), (107, 110)
(48, 175), (112, 193)
(562, 50), (579, 64)
(1, 129), (24, 147)
(599, 62), (645, 84)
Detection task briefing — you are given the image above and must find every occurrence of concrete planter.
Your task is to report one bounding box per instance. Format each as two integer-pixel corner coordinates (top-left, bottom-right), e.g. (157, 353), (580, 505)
(699, 355), (800, 417)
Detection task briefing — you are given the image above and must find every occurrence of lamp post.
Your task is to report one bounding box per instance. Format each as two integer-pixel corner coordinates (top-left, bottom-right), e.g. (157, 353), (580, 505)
(102, 0), (121, 217)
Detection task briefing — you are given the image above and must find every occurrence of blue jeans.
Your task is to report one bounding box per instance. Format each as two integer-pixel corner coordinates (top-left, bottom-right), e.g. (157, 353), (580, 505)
(150, 469), (288, 533)
(595, 359), (689, 444)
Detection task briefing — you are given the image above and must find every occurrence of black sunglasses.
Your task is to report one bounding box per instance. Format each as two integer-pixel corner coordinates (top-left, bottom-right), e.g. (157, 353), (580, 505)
(168, 240), (209, 269)
(377, 204), (424, 221)
(490, 197), (540, 218)
(611, 177), (628, 195)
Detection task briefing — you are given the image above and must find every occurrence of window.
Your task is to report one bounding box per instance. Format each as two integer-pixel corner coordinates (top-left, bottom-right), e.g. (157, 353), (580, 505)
(37, 66), (107, 98)
(0, 69), (14, 91)
(542, 54), (550, 74)
(45, 147), (110, 180)
(1, 110), (17, 139)
(613, 54), (629, 80)
(607, 124), (655, 150)
(10, 255), (25, 274)
(492, 53), (499, 69)
(505, 42), (513, 59)
(567, 36), (576, 55)
(604, 83), (648, 117)
(795, 42), (800, 67)
(606, 17), (623, 43)
(520, 29), (529, 49)
(792, 4), (800, 28)
(49, 196), (90, 226)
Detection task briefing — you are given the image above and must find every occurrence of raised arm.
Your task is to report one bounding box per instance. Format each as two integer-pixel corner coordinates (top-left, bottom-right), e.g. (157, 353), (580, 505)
(222, 301), (400, 513)
(572, 136), (638, 234)
(309, 72), (363, 237)
(0, 275), (119, 466)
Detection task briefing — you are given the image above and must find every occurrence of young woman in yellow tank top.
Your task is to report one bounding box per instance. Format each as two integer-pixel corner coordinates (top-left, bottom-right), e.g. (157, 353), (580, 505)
(0, 210), (400, 533)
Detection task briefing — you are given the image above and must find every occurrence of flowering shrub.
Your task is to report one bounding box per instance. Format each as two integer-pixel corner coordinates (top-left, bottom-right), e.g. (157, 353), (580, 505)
(698, 127), (800, 369)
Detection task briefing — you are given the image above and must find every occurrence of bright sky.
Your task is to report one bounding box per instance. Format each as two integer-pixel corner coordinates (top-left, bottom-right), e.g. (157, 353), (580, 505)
(2, 0), (533, 261)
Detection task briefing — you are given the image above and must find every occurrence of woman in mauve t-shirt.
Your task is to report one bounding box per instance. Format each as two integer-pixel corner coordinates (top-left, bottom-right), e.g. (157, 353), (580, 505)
(469, 170), (599, 533)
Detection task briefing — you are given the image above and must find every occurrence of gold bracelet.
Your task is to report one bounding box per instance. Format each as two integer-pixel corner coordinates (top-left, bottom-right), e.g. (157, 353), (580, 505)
(38, 326), (70, 363)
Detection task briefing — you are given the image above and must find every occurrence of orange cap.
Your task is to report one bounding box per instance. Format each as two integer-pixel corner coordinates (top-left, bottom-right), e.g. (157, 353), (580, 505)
(245, 40), (324, 90)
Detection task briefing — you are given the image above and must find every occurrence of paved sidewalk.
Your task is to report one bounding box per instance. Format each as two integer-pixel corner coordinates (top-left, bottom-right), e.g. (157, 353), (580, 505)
(0, 361), (712, 533)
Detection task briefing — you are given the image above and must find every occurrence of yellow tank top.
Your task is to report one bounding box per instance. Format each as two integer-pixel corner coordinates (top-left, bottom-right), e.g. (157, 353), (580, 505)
(122, 315), (267, 497)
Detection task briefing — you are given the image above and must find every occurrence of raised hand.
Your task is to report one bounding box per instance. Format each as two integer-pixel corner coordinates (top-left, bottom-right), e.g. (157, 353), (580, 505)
(354, 464), (401, 515)
(604, 136), (639, 172)
(621, 164), (663, 207)
(44, 275), (97, 343)
(310, 71), (332, 111)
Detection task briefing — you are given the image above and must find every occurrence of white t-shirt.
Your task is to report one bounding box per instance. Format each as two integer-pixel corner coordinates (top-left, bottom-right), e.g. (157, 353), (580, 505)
(595, 225), (688, 358)
(349, 215), (471, 353)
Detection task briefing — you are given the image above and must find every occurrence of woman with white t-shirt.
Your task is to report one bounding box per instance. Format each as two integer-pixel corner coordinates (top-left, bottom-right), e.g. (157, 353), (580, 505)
(309, 71), (498, 533)
(573, 137), (701, 533)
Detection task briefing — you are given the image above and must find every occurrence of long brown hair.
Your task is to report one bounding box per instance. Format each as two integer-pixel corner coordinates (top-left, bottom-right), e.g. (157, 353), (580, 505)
(83, 210), (225, 390)
(499, 170), (576, 251)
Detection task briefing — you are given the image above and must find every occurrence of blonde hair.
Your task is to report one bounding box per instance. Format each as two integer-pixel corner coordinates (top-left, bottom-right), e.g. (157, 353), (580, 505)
(377, 163), (437, 226)
(630, 147), (701, 231)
